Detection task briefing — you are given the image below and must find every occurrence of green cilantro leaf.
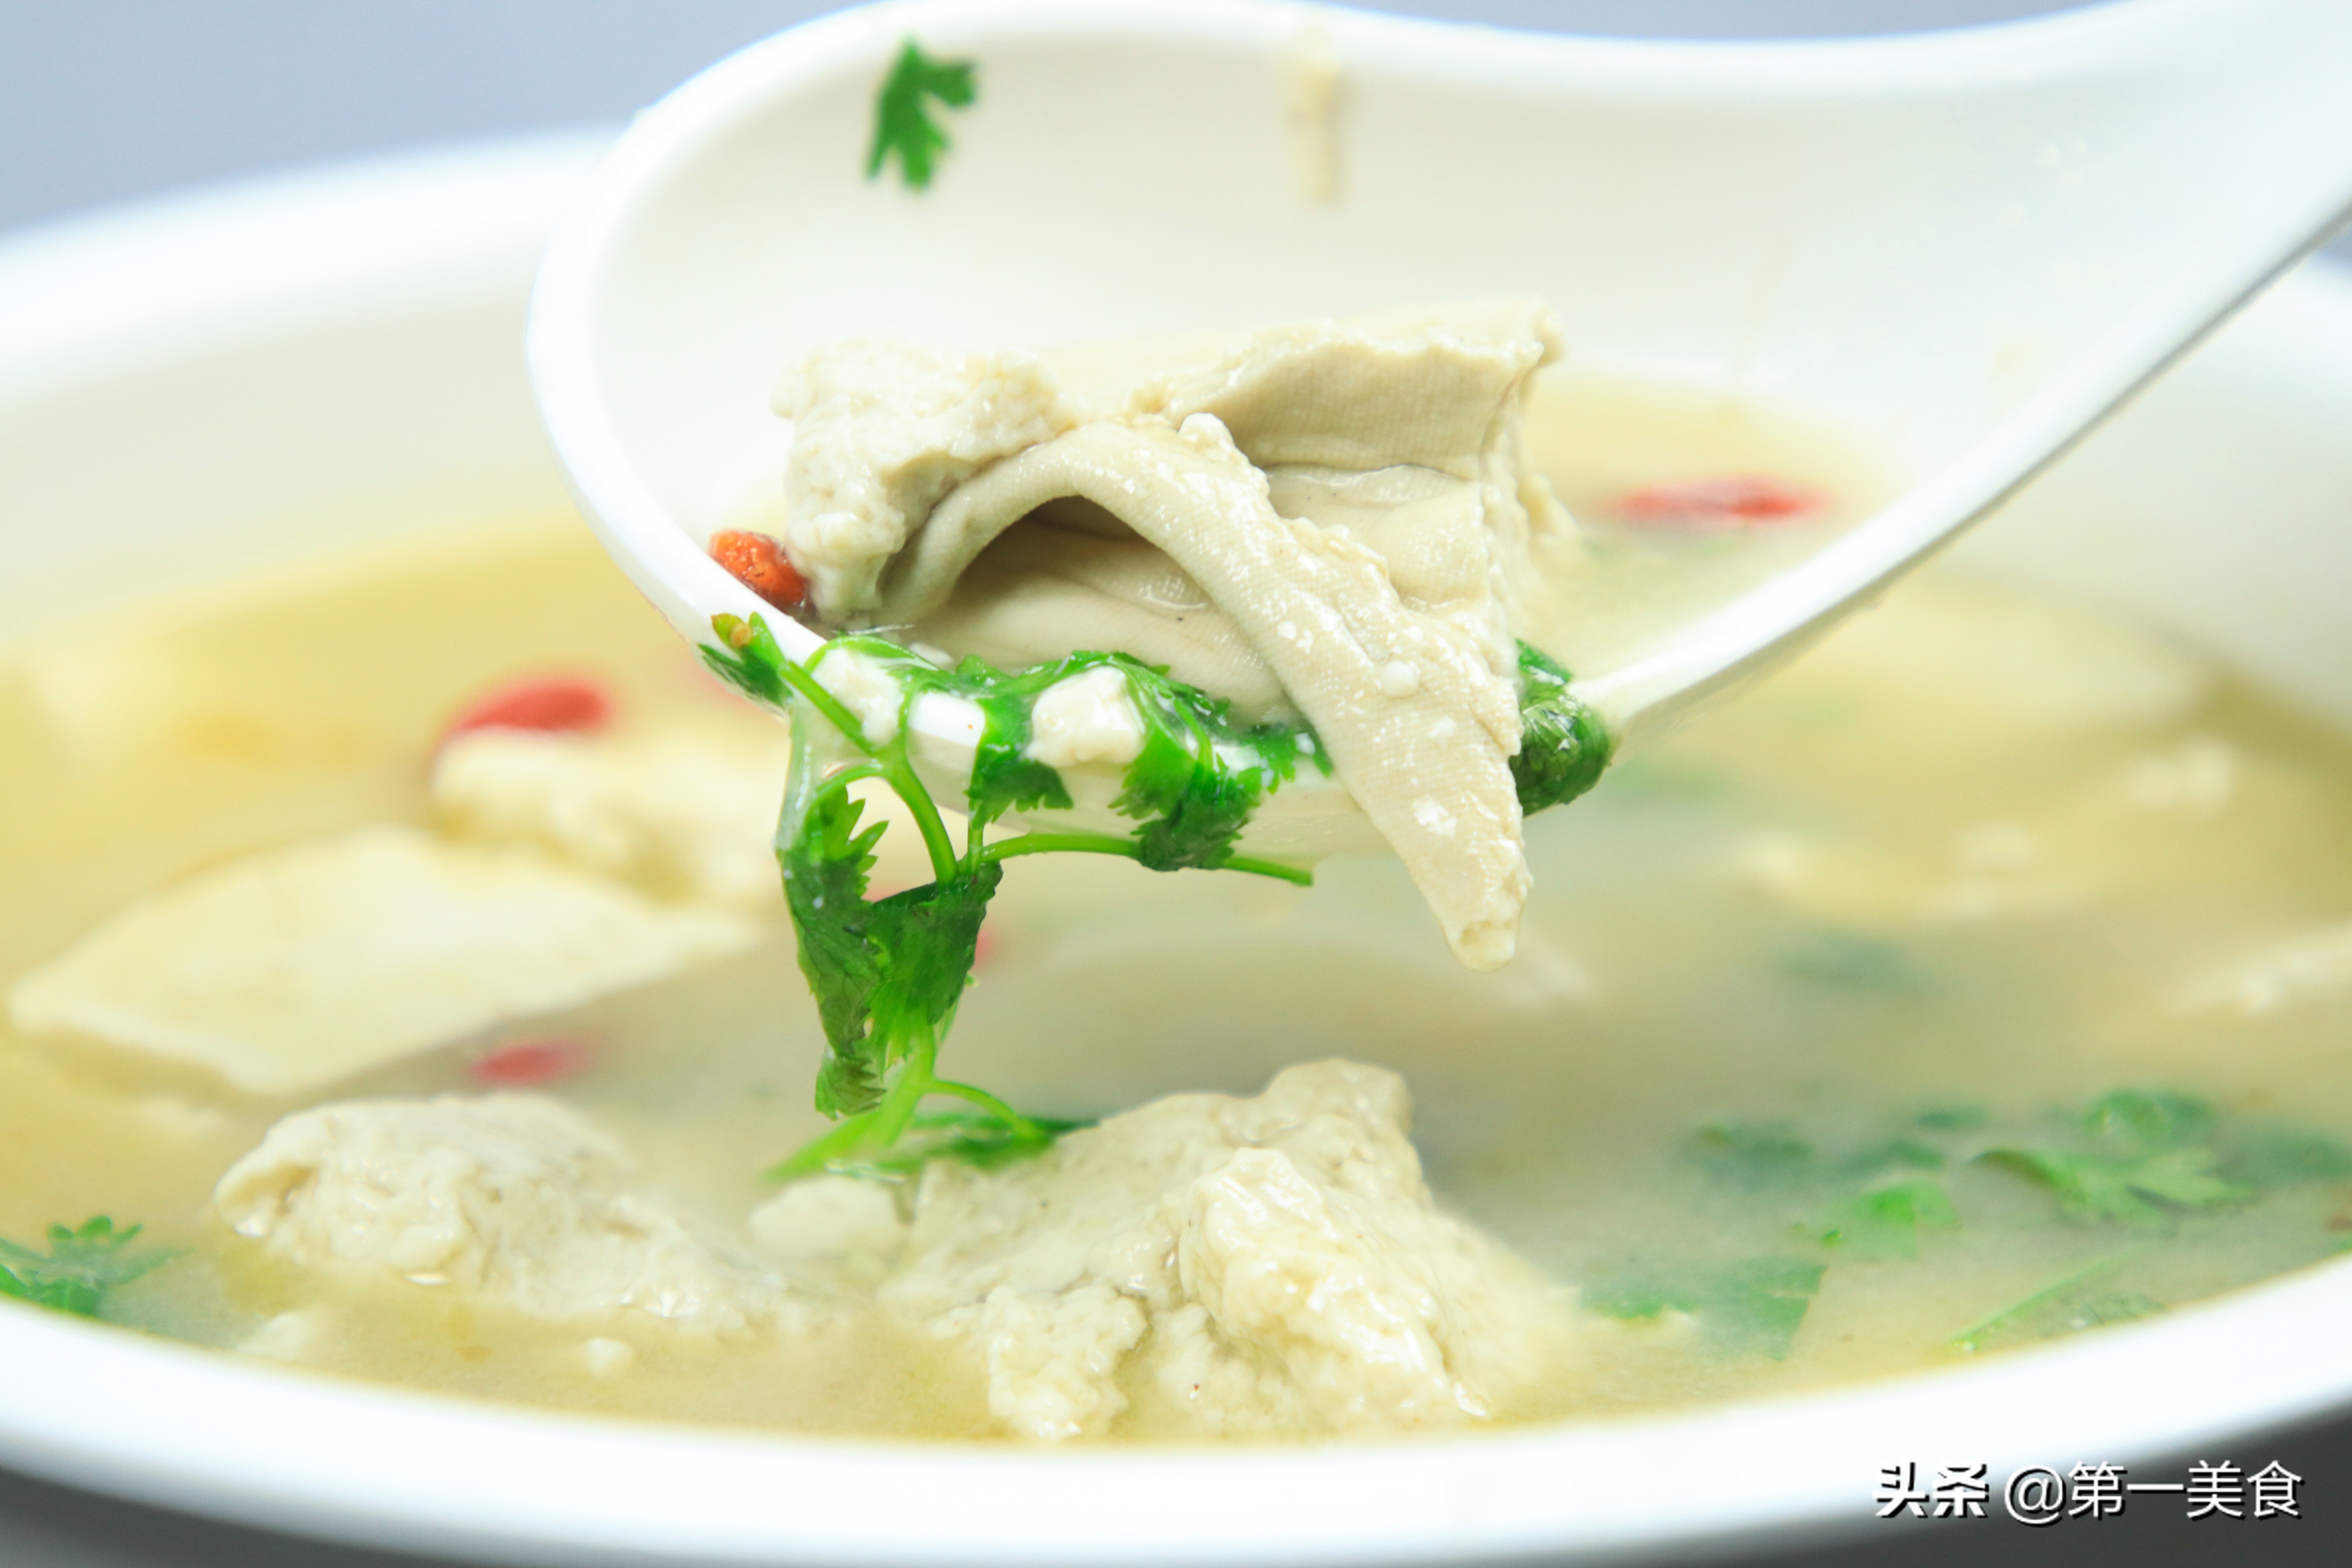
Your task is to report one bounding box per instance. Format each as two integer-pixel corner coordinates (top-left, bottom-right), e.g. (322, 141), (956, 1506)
(867, 39), (977, 191)
(774, 699), (1001, 1127)
(1106, 662), (1303, 873)
(1811, 1179), (1959, 1259)
(1978, 1145), (2252, 1228)
(1114, 711), (1255, 871)
(859, 864), (1000, 1059)
(700, 612), (793, 708)
(1510, 642), (1612, 815)
(0, 1218), (172, 1319)
(1586, 1256), (1825, 1359)
(890, 647), (1316, 877)
(782, 784), (886, 1114)
(963, 686), (1074, 822)
(1974, 1086), (2281, 1229)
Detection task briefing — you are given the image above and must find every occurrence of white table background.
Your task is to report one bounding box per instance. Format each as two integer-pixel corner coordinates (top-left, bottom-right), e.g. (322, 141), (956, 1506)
(2, 2), (2347, 1563)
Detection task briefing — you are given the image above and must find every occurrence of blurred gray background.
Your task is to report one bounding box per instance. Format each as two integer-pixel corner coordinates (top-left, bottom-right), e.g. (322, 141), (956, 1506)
(1, 1), (2345, 1565)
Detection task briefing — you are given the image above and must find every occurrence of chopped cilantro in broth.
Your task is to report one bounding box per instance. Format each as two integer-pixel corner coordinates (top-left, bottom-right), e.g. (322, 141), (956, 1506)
(0, 1218), (172, 1319)
(4, 380), (2352, 1437)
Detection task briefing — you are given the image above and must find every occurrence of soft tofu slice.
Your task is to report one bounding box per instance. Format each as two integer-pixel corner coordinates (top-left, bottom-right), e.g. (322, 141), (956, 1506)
(431, 722), (936, 902)
(431, 719), (793, 907)
(1802, 577), (2215, 737)
(7, 824), (761, 1095)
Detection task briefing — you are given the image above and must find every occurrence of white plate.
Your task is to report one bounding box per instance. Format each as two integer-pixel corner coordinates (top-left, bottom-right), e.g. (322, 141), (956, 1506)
(4, 131), (2352, 1568)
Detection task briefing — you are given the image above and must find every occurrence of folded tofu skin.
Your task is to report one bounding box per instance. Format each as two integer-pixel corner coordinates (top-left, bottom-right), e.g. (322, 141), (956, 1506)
(773, 300), (1587, 971)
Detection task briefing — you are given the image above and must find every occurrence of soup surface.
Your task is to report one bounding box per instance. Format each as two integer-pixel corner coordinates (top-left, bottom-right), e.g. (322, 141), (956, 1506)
(3, 381), (2349, 1441)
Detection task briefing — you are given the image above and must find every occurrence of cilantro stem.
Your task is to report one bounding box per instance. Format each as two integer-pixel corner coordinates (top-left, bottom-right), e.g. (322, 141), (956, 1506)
(763, 1063), (1053, 1181)
(1947, 1240), (2161, 1353)
(773, 652), (961, 884)
(810, 761), (886, 800)
(1217, 854), (1316, 887)
(770, 653), (873, 755)
(982, 832), (1313, 886)
(869, 1022), (943, 1147)
(978, 831), (1139, 862)
(766, 1109), (885, 1180)
(878, 753), (961, 884)
(924, 1076), (1036, 1126)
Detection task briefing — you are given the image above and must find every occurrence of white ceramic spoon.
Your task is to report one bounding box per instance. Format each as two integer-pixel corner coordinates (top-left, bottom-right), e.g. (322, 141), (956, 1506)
(530, 0), (2352, 857)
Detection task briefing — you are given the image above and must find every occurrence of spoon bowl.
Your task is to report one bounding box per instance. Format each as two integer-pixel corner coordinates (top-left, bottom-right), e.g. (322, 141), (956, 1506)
(530, 0), (2352, 853)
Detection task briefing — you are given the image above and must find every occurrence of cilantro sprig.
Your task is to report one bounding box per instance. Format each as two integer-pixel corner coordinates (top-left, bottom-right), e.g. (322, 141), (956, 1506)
(0, 1217), (172, 1319)
(707, 615), (1319, 1181)
(711, 613), (1613, 1183)
(867, 39), (976, 191)
(1592, 1087), (2352, 1363)
(1956, 1089), (2352, 1350)
(1977, 1089), (2258, 1230)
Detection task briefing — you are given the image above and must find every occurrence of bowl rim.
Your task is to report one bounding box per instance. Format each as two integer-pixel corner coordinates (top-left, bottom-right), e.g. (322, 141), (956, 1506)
(6, 112), (2352, 1568)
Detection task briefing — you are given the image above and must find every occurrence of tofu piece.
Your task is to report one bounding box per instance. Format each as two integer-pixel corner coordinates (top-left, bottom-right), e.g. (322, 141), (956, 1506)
(773, 339), (1076, 614)
(431, 719), (793, 907)
(1803, 577), (2214, 736)
(1024, 665), (1148, 770)
(773, 302), (1567, 970)
(431, 720), (938, 904)
(749, 1174), (909, 1290)
(874, 1059), (1573, 1441)
(215, 1093), (826, 1336)
(7, 825), (760, 1095)
(1733, 822), (2091, 927)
